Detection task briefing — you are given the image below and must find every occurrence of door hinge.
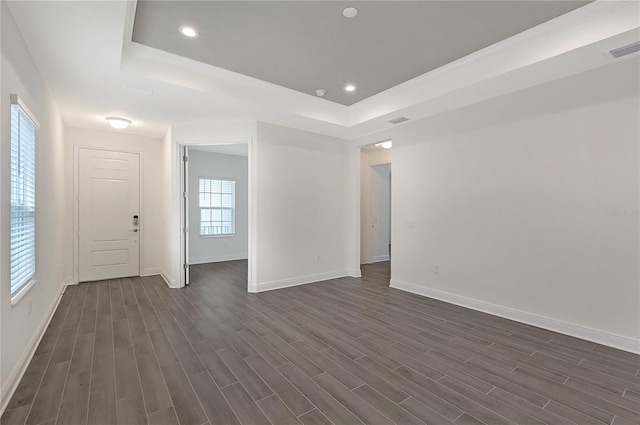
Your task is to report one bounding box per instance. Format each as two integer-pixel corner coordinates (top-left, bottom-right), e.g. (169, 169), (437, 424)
(183, 262), (189, 269)
(183, 155), (188, 162)
(183, 227), (189, 234)
(183, 191), (188, 198)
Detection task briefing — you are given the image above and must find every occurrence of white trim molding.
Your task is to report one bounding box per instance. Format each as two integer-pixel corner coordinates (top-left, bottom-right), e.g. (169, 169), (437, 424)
(190, 254), (248, 265)
(10, 279), (37, 306)
(250, 270), (349, 293)
(10, 94), (40, 128)
(390, 279), (640, 355)
(372, 255), (390, 263)
(162, 270), (178, 288)
(140, 269), (177, 288)
(1, 280), (68, 414)
(142, 268), (163, 277)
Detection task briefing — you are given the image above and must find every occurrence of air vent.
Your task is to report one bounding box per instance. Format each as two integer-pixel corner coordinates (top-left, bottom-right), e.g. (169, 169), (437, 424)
(388, 117), (409, 124)
(609, 41), (640, 59)
(123, 85), (154, 96)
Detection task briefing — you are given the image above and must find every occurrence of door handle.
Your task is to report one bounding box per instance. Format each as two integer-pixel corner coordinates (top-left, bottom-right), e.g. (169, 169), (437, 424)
(131, 229), (138, 232)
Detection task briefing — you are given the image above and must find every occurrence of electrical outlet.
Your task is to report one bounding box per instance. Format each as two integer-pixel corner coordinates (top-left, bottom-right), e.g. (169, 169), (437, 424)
(434, 265), (440, 274)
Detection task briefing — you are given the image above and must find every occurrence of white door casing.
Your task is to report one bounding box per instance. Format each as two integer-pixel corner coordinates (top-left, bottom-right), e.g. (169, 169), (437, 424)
(78, 148), (140, 282)
(182, 146), (190, 286)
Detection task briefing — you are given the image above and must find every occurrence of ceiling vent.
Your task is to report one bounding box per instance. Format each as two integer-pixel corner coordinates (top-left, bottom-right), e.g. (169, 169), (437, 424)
(123, 85), (154, 96)
(388, 117), (409, 124)
(609, 41), (640, 59)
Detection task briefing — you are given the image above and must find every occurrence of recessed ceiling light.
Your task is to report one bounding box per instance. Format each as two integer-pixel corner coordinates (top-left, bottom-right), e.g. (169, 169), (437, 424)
(315, 89), (326, 97)
(343, 7), (358, 18)
(345, 85), (356, 92)
(106, 117), (132, 129)
(179, 26), (199, 38)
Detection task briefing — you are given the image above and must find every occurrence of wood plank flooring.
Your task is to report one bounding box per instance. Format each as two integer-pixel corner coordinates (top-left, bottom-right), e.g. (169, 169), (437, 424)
(2, 260), (639, 425)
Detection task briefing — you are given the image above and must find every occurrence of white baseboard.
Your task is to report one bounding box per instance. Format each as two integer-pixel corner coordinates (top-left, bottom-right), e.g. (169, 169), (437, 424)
(390, 279), (640, 355)
(142, 267), (163, 276)
(143, 268), (178, 288)
(372, 255), (390, 262)
(161, 269), (177, 288)
(349, 269), (362, 278)
(252, 270), (349, 293)
(189, 253), (248, 265)
(64, 276), (77, 286)
(1, 279), (68, 415)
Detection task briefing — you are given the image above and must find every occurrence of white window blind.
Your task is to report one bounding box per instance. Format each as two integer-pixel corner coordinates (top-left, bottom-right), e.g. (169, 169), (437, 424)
(199, 178), (235, 236)
(10, 95), (39, 297)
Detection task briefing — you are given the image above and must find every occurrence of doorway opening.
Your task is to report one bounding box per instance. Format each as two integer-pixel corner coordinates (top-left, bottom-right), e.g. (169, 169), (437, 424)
(360, 141), (392, 283)
(180, 143), (250, 288)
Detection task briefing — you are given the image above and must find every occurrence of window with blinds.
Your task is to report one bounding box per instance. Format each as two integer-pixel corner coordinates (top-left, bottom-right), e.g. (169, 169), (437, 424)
(10, 95), (39, 300)
(199, 178), (235, 236)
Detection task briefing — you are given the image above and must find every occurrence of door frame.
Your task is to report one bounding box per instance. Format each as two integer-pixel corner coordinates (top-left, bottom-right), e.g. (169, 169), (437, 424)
(73, 145), (144, 284)
(177, 138), (256, 291)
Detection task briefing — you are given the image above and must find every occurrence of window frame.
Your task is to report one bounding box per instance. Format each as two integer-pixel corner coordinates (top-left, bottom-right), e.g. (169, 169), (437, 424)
(198, 177), (236, 237)
(9, 94), (40, 305)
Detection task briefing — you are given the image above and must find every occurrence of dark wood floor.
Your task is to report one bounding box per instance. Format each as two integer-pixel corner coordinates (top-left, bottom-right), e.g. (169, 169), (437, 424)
(2, 260), (639, 425)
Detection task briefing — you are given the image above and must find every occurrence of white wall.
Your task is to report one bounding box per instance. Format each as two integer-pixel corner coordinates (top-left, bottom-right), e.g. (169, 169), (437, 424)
(188, 150), (248, 264)
(254, 122), (348, 291)
(351, 58), (640, 351)
(360, 149), (392, 263)
(65, 127), (167, 279)
(1, 3), (72, 411)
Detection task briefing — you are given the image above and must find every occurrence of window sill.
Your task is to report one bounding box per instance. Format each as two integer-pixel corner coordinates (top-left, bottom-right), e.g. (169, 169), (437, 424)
(199, 234), (235, 239)
(11, 278), (37, 306)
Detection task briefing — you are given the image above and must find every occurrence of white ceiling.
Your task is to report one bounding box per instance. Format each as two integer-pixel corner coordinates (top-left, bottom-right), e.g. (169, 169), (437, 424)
(132, 1), (589, 106)
(5, 1), (639, 140)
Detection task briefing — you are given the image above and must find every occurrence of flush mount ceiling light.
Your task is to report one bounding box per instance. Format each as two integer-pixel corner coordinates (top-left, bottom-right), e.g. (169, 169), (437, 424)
(315, 89), (326, 97)
(343, 7), (358, 18)
(179, 26), (199, 38)
(375, 140), (393, 149)
(344, 85), (356, 92)
(105, 117), (132, 129)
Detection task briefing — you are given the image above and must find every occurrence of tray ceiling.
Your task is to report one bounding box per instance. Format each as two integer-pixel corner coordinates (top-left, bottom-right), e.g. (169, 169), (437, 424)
(132, 1), (590, 106)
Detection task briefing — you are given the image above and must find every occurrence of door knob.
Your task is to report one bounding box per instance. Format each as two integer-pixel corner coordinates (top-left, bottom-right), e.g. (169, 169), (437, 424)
(131, 229), (138, 232)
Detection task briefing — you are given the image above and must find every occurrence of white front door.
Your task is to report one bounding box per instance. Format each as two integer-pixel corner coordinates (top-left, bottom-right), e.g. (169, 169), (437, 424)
(78, 148), (140, 282)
